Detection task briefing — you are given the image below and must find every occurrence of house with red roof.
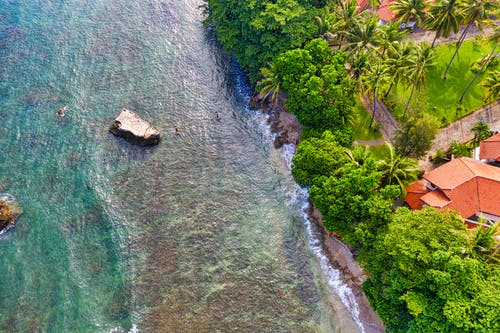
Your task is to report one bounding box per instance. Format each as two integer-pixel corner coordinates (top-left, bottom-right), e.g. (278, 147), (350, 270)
(479, 132), (500, 164)
(406, 158), (500, 228)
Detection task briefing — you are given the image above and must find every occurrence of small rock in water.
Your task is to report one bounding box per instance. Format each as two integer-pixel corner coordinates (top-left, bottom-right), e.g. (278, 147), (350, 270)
(109, 108), (161, 146)
(0, 197), (22, 233)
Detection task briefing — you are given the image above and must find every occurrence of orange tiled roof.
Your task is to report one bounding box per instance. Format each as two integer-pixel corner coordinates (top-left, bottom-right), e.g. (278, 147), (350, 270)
(479, 133), (500, 161)
(356, 0), (369, 12)
(405, 158), (500, 219)
(405, 179), (429, 209)
(420, 189), (451, 208)
(378, 0), (396, 22)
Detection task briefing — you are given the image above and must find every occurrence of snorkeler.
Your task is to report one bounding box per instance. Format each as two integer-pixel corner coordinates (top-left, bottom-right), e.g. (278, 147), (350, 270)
(57, 106), (67, 117)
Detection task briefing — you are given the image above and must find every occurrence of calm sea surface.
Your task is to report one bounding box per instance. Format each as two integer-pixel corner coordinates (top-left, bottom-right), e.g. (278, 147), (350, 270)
(0, 1), (362, 332)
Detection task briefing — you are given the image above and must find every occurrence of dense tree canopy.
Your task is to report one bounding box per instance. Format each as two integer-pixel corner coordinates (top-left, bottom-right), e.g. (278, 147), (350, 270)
(364, 207), (500, 332)
(205, 0), (320, 83)
(275, 38), (356, 129)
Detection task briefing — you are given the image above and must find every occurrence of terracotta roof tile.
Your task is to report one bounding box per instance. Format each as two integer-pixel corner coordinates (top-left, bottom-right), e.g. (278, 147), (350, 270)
(378, 0), (396, 22)
(405, 180), (430, 209)
(356, 0), (369, 12)
(410, 158), (500, 219)
(421, 189), (451, 208)
(479, 133), (500, 161)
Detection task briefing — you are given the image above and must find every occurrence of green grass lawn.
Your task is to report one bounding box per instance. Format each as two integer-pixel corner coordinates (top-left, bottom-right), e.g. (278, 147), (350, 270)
(387, 38), (499, 126)
(367, 143), (390, 160)
(352, 98), (383, 141)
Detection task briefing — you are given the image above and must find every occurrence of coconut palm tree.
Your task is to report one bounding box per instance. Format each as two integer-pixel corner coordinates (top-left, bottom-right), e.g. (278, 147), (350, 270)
(376, 21), (409, 57)
(344, 13), (381, 56)
(345, 145), (372, 167)
(315, 7), (338, 45)
(383, 40), (414, 98)
(466, 221), (499, 263)
(362, 61), (391, 128)
(333, 0), (360, 50)
(424, 0), (462, 47)
(377, 142), (420, 195)
(390, 0), (427, 28)
(442, 0), (499, 79)
(480, 71), (500, 103)
(459, 44), (498, 103)
(404, 42), (437, 116)
(256, 61), (281, 102)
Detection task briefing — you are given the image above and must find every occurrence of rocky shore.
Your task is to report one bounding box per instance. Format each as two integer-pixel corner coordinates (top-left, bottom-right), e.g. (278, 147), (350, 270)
(250, 93), (386, 333)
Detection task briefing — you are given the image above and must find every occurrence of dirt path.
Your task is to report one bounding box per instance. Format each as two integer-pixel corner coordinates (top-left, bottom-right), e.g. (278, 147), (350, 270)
(406, 22), (497, 45)
(360, 95), (399, 144)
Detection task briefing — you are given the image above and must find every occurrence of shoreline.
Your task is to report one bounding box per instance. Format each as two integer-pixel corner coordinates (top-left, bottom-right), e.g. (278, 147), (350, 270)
(250, 94), (386, 333)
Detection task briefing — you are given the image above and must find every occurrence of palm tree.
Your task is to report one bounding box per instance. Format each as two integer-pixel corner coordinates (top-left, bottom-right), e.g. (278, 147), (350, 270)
(345, 145), (372, 167)
(459, 43), (498, 103)
(442, 0), (499, 79)
(479, 71), (500, 103)
(377, 143), (420, 195)
(344, 13), (381, 56)
(466, 221), (499, 263)
(390, 0), (427, 28)
(362, 61), (391, 128)
(315, 7), (338, 45)
(376, 21), (409, 57)
(256, 61), (281, 102)
(333, 0), (360, 50)
(424, 0), (462, 48)
(404, 42), (437, 116)
(383, 40), (414, 98)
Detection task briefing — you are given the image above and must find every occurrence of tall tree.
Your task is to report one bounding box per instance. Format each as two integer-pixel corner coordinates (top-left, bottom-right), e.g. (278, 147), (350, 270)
(362, 61), (391, 128)
(383, 40), (414, 97)
(377, 143), (420, 195)
(442, 0), (499, 79)
(459, 40), (498, 103)
(376, 21), (409, 57)
(344, 13), (381, 56)
(404, 42), (437, 116)
(332, 0), (360, 50)
(424, 0), (462, 47)
(480, 70), (500, 102)
(364, 207), (500, 332)
(394, 109), (440, 158)
(256, 61), (281, 102)
(390, 0), (427, 27)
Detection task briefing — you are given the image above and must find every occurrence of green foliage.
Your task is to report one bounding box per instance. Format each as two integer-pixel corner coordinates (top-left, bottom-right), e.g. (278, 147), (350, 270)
(275, 38), (355, 129)
(480, 70), (500, 103)
(363, 207), (500, 332)
(471, 121), (492, 145)
(291, 130), (346, 187)
(394, 109), (440, 159)
(449, 140), (472, 157)
(205, 0), (320, 83)
(376, 143), (420, 195)
(309, 159), (398, 246)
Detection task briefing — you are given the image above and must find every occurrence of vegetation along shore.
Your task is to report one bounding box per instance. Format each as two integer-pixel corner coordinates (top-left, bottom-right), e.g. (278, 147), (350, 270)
(204, 0), (499, 332)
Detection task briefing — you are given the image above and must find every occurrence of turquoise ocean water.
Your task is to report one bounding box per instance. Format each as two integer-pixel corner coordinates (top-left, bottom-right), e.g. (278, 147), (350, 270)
(0, 1), (362, 332)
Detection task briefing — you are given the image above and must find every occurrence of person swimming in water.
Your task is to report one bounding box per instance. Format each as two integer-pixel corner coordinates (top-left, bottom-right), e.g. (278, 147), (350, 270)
(57, 106), (67, 117)
(215, 111), (221, 121)
(174, 125), (180, 135)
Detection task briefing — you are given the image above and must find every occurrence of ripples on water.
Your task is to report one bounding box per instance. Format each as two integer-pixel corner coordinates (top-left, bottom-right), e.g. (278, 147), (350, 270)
(0, 1), (362, 332)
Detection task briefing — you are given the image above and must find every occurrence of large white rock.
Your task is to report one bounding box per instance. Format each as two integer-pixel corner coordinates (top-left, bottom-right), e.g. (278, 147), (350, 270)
(109, 108), (160, 146)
